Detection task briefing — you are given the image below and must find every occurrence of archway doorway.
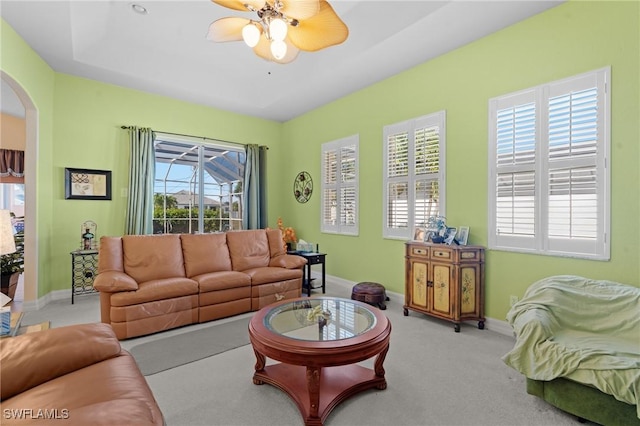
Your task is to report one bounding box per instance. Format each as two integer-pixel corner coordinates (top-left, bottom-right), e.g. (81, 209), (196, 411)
(1, 71), (38, 306)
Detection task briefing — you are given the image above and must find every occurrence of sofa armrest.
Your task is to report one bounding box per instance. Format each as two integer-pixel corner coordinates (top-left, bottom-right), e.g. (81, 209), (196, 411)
(0, 323), (122, 400)
(94, 270), (139, 292)
(269, 254), (307, 269)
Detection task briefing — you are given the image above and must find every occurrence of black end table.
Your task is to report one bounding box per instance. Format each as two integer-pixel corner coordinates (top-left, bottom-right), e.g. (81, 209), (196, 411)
(288, 251), (326, 297)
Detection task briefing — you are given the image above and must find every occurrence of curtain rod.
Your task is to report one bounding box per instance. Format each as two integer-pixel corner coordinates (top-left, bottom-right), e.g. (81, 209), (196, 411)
(120, 126), (268, 149)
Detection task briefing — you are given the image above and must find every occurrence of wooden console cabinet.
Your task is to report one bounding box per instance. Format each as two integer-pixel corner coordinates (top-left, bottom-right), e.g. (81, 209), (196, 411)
(404, 242), (485, 332)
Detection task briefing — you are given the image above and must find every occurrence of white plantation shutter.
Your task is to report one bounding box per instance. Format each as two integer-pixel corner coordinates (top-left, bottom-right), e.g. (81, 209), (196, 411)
(321, 135), (358, 235)
(385, 130), (410, 235)
(490, 90), (538, 250)
(489, 67), (609, 259)
(384, 111), (446, 239)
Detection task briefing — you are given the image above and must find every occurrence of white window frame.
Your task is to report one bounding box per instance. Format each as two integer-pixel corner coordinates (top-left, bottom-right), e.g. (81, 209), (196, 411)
(154, 133), (246, 234)
(488, 67), (610, 260)
(383, 111), (446, 239)
(321, 135), (359, 236)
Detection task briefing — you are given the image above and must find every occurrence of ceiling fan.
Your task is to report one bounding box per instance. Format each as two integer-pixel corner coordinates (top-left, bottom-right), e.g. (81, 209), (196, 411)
(207, 0), (348, 64)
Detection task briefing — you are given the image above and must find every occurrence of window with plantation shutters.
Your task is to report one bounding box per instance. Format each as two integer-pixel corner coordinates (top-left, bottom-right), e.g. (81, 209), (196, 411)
(488, 67), (610, 259)
(383, 111), (446, 239)
(321, 135), (358, 235)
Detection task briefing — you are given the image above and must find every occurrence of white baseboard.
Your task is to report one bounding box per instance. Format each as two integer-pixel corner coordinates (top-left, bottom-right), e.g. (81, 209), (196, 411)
(311, 271), (515, 338)
(20, 289), (70, 312)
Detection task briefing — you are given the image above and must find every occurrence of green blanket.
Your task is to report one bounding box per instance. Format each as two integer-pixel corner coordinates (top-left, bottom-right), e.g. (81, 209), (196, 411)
(502, 275), (640, 417)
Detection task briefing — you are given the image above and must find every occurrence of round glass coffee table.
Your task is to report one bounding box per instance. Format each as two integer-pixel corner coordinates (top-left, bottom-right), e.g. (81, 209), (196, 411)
(249, 297), (391, 426)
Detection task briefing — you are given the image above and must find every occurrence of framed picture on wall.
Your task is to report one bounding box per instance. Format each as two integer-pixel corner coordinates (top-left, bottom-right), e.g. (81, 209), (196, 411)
(457, 226), (470, 245)
(65, 168), (112, 200)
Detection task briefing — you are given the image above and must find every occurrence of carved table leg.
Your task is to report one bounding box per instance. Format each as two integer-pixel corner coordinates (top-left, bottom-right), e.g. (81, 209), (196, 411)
(252, 349), (266, 385)
(374, 343), (389, 390)
(306, 366), (322, 422)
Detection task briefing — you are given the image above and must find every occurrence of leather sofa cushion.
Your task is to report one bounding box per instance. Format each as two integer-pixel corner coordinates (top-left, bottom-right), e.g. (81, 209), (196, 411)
(193, 270), (251, 292)
(2, 350), (164, 425)
(123, 234), (186, 283)
(266, 228), (286, 257)
(181, 233), (232, 277)
(110, 278), (198, 307)
(243, 266), (302, 285)
(226, 230), (270, 271)
(0, 323), (121, 401)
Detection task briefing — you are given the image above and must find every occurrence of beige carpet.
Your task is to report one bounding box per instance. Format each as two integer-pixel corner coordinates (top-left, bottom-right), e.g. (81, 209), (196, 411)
(129, 317), (251, 376)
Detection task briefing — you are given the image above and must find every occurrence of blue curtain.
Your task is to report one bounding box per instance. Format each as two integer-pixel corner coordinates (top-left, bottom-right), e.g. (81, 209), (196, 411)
(243, 144), (267, 229)
(125, 127), (155, 235)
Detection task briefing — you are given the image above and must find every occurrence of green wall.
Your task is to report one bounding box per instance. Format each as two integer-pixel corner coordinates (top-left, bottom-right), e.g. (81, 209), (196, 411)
(1, 19), (56, 299)
(2, 1), (639, 322)
(2, 18), (282, 297)
(49, 75), (282, 296)
(280, 1), (640, 320)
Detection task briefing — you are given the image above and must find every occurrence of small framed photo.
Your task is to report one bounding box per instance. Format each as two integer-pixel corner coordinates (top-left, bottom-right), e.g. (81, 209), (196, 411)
(456, 226), (470, 245)
(444, 227), (457, 245)
(413, 227), (425, 241)
(65, 168), (112, 200)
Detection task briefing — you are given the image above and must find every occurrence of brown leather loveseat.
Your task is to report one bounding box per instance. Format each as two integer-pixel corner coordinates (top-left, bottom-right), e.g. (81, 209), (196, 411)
(94, 229), (306, 340)
(0, 323), (164, 425)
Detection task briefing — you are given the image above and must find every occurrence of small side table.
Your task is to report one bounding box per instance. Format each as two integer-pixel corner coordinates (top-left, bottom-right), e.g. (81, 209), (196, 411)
(289, 251), (326, 297)
(70, 250), (99, 304)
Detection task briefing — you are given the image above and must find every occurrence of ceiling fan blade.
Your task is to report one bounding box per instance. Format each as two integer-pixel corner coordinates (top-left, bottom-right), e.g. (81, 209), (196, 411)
(207, 17), (250, 42)
(253, 36), (300, 64)
(278, 0), (320, 21)
(287, 0), (348, 52)
(211, 0), (266, 12)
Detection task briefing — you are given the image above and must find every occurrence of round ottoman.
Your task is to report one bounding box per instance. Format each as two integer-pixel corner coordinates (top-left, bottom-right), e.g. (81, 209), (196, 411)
(351, 282), (390, 310)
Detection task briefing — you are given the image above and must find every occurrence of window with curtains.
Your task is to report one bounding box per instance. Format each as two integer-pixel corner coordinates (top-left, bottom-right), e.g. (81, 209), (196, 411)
(488, 67), (610, 259)
(321, 135), (359, 235)
(153, 133), (246, 234)
(383, 111), (446, 239)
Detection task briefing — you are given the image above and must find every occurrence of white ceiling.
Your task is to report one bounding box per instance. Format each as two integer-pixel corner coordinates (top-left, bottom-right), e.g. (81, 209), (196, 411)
(1, 0), (563, 122)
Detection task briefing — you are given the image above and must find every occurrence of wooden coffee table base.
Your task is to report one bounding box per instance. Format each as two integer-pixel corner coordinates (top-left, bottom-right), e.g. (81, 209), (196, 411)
(253, 350), (388, 426)
(249, 297), (392, 426)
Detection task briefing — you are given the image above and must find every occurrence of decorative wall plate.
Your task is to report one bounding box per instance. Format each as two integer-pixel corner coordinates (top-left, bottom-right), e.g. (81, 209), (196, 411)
(294, 171), (313, 203)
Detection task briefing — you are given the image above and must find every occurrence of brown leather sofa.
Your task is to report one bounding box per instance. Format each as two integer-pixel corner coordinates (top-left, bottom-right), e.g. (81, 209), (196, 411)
(94, 229), (306, 340)
(0, 323), (164, 425)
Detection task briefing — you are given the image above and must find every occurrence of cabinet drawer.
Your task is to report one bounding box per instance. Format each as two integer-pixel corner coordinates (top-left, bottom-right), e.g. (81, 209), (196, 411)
(431, 247), (452, 260)
(459, 249), (482, 262)
(409, 245), (429, 258)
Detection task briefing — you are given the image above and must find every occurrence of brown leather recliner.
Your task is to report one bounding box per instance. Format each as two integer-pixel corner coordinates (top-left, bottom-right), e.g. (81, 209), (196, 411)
(0, 323), (164, 425)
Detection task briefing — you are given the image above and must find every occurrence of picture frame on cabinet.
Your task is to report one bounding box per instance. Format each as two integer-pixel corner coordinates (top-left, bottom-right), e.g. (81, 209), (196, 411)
(456, 226), (470, 245)
(412, 227), (425, 241)
(424, 231), (434, 243)
(444, 227), (457, 245)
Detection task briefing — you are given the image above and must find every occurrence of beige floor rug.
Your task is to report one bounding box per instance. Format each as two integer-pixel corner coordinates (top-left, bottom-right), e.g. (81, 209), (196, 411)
(129, 317), (251, 376)
(19, 321), (50, 335)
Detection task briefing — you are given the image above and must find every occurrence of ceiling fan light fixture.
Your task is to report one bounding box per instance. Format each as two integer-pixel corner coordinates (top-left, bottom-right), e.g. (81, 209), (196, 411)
(270, 39), (287, 60)
(209, 0), (347, 63)
(268, 18), (288, 41)
(242, 22), (261, 47)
